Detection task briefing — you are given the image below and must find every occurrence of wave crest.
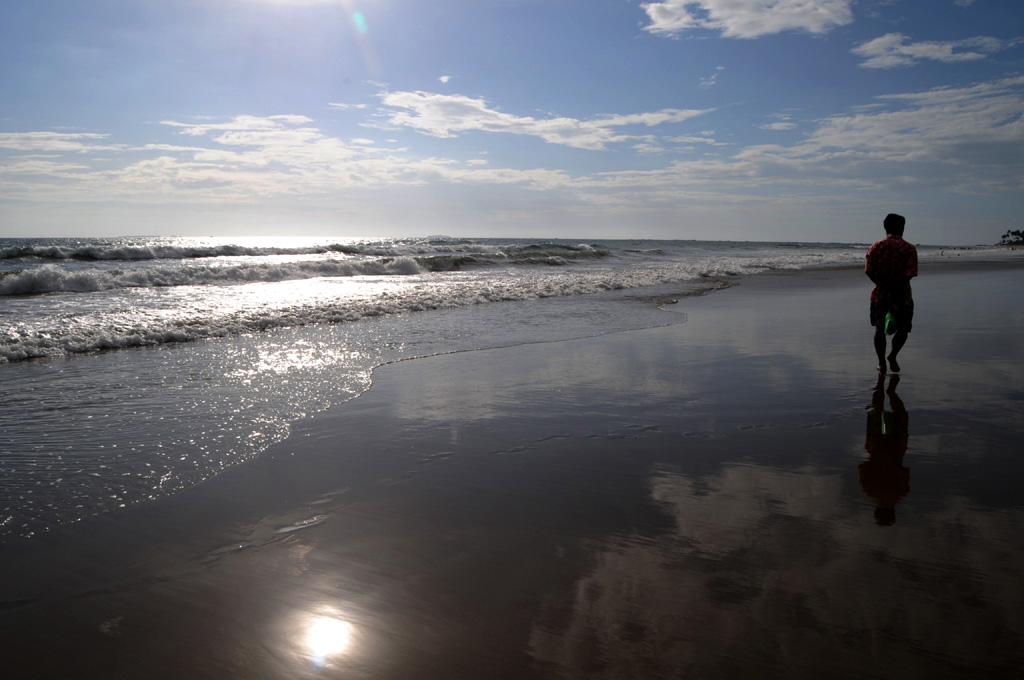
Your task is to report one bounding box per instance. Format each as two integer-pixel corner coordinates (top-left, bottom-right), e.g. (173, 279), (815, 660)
(0, 257), (424, 296)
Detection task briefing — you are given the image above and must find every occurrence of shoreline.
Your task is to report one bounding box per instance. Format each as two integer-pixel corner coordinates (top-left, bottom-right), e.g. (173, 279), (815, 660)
(2, 259), (1023, 679)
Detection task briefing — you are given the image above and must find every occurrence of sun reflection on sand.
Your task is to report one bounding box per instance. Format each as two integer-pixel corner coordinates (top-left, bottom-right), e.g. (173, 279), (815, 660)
(302, 611), (355, 668)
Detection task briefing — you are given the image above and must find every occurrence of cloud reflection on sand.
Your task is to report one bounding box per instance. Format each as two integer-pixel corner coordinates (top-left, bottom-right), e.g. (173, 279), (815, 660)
(528, 458), (1024, 679)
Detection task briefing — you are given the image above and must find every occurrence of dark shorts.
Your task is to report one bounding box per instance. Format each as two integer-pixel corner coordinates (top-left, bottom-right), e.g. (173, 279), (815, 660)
(870, 300), (913, 333)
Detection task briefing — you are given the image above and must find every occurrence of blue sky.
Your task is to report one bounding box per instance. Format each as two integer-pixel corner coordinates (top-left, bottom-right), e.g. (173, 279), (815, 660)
(1, 0), (1022, 244)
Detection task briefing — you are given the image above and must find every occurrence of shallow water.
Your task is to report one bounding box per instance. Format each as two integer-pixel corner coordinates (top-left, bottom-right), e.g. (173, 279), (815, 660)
(7, 236), (930, 539)
(1, 264), (1022, 679)
(1, 284), (708, 539)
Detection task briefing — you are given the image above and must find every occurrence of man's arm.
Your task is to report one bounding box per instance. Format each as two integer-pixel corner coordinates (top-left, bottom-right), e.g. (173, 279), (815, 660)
(865, 243), (881, 284)
(906, 247), (918, 280)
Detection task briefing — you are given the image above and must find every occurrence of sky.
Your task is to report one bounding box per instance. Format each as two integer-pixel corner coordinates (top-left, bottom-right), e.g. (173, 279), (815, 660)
(1, 0), (1022, 244)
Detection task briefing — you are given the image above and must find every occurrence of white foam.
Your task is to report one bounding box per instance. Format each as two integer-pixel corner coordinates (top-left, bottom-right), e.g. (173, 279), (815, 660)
(0, 257), (425, 296)
(4, 239), (1016, 364)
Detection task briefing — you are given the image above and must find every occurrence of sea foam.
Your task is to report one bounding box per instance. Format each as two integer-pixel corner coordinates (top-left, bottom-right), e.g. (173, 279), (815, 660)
(0, 257), (425, 295)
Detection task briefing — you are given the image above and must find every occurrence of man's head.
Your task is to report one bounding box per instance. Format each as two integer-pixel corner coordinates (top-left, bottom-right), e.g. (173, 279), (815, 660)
(884, 213), (906, 236)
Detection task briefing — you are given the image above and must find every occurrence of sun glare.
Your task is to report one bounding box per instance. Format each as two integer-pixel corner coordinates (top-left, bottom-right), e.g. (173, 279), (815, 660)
(352, 10), (369, 34)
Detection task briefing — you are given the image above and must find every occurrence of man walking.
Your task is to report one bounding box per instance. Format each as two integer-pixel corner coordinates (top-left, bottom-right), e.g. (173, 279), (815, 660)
(866, 213), (918, 374)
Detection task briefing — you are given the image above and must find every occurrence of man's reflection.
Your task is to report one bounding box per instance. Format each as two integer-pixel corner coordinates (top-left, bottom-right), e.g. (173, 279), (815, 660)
(859, 374), (910, 526)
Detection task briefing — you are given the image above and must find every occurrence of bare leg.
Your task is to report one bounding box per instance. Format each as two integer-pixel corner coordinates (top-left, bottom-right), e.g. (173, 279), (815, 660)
(874, 324), (887, 374)
(887, 330), (908, 373)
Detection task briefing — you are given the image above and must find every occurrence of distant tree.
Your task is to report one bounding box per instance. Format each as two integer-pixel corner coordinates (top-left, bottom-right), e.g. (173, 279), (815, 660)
(999, 229), (1024, 245)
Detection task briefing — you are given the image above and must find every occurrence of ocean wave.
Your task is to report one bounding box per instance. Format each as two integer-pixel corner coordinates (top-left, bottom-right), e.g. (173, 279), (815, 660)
(414, 243), (609, 271)
(2, 238), (905, 364)
(0, 257), (424, 296)
(0, 239), (464, 262)
(623, 248), (669, 255)
(0, 238), (612, 265)
(0, 241), (613, 295)
(0, 242), (327, 262)
(0, 261), (713, 363)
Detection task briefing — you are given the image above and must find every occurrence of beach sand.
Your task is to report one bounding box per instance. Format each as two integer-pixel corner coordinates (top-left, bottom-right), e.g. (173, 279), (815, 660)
(2, 263), (1023, 679)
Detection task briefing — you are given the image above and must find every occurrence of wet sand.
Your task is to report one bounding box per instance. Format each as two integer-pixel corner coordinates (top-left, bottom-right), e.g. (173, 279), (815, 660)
(2, 262), (1023, 679)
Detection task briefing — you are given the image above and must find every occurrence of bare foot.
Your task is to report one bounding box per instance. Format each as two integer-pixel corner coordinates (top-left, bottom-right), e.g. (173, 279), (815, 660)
(887, 355), (900, 373)
(877, 364), (887, 375)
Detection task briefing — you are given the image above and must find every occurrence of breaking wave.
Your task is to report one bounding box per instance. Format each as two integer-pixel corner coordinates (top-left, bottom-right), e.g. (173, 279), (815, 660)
(0, 239), (610, 265)
(0, 258), (424, 295)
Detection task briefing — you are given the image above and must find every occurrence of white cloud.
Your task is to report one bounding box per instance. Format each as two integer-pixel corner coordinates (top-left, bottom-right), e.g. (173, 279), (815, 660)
(642, 0), (854, 39)
(0, 113), (581, 204)
(0, 131), (120, 153)
(135, 144), (208, 153)
(633, 141), (668, 154)
(156, 115), (381, 177)
(853, 33), (1022, 69)
(2, 77), (1020, 217)
(699, 66), (724, 88)
(572, 76), (1024, 200)
(161, 115), (315, 136)
(378, 91), (712, 150)
(439, 76), (452, 84)
(0, 156), (91, 175)
(759, 113), (798, 131)
(667, 134), (719, 144)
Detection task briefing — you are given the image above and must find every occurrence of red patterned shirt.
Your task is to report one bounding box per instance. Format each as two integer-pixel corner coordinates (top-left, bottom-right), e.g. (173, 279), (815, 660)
(866, 234), (918, 306)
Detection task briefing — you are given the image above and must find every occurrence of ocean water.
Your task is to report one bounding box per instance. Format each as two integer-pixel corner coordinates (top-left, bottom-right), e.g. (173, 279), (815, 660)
(0, 236), (1009, 539)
